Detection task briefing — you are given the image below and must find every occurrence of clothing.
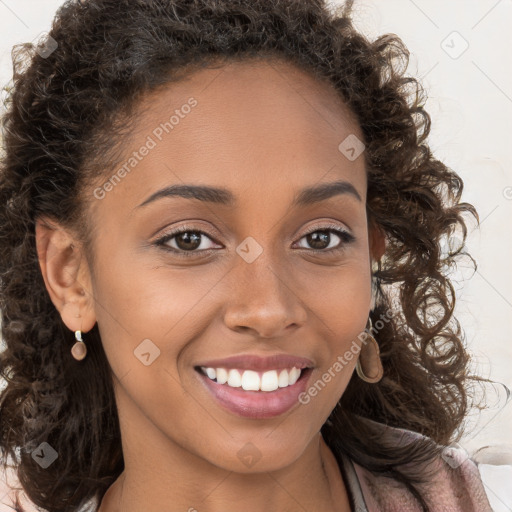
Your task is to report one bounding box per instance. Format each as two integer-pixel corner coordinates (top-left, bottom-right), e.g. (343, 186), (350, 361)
(340, 450), (493, 511)
(0, 423), (499, 511)
(335, 419), (494, 511)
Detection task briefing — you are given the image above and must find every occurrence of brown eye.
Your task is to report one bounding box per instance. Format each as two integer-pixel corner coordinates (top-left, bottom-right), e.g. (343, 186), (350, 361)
(155, 226), (222, 258)
(173, 231), (203, 251)
(304, 230), (331, 250)
(295, 226), (355, 253)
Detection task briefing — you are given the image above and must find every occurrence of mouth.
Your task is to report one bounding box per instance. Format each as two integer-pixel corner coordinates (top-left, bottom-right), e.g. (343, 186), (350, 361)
(194, 364), (314, 419)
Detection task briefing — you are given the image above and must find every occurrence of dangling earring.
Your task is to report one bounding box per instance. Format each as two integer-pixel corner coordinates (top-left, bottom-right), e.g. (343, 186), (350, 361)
(71, 330), (87, 361)
(71, 305), (87, 361)
(356, 317), (383, 383)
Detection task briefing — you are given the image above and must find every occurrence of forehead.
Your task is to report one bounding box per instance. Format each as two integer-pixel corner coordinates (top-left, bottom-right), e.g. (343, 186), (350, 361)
(90, 58), (366, 216)
(136, 57), (362, 143)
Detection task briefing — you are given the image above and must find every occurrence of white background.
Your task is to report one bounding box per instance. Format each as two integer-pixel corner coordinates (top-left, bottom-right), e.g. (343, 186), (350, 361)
(1, 0), (511, 509)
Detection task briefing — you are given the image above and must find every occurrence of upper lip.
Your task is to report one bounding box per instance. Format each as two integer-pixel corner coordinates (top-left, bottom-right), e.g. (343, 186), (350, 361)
(195, 353), (315, 372)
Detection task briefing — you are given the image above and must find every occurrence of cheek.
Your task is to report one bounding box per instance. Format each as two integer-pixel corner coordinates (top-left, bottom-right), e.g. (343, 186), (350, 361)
(90, 250), (234, 417)
(298, 261), (372, 403)
(90, 257), (196, 431)
(297, 256), (373, 332)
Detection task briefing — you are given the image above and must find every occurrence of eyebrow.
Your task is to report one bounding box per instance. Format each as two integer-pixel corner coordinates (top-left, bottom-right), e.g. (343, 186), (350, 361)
(135, 179), (362, 209)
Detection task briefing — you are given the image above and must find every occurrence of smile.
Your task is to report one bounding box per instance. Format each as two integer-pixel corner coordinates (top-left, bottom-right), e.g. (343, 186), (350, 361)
(199, 366), (302, 391)
(195, 365), (314, 419)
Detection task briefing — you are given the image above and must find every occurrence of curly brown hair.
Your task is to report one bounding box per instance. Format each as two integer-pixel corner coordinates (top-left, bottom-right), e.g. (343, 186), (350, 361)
(0, 0), (481, 510)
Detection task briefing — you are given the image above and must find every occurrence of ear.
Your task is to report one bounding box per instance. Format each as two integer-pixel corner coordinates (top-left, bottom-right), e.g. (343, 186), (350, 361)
(35, 216), (96, 334)
(368, 220), (386, 264)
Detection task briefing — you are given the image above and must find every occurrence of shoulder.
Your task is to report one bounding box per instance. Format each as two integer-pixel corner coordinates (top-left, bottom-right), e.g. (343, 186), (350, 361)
(472, 445), (512, 511)
(0, 466), (99, 512)
(0, 459), (98, 512)
(0, 463), (40, 512)
(350, 421), (495, 512)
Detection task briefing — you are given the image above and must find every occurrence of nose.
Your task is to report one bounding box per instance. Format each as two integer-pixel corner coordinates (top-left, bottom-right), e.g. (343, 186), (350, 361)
(222, 252), (308, 339)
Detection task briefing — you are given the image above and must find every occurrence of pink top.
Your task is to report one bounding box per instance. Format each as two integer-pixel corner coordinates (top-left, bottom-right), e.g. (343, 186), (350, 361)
(338, 419), (493, 511)
(340, 448), (493, 511)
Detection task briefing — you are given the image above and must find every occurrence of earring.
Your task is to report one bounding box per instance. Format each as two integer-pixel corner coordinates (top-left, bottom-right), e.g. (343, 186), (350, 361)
(355, 317), (383, 383)
(71, 330), (87, 361)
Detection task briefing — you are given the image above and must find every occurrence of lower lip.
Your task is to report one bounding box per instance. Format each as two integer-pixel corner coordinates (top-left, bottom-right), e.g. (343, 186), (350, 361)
(196, 368), (313, 419)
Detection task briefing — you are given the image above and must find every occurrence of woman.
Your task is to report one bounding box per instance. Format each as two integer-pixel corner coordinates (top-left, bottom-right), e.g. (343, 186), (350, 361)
(0, 0), (496, 510)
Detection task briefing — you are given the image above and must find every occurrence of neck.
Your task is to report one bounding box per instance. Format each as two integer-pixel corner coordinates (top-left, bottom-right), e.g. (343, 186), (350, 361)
(98, 430), (351, 512)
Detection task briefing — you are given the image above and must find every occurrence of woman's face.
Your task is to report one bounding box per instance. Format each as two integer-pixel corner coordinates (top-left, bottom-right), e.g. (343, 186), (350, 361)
(80, 59), (382, 473)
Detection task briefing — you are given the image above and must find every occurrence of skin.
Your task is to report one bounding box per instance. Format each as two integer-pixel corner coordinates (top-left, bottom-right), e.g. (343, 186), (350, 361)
(35, 58), (385, 512)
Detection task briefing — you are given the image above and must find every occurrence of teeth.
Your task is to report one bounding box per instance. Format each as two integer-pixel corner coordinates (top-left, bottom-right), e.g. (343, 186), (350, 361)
(200, 366), (304, 391)
(261, 370), (279, 391)
(241, 370), (260, 391)
(278, 369), (289, 387)
(205, 367), (216, 380)
(216, 368), (228, 384)
(288, 367), (301, 385)
(227, 369), (242, 387)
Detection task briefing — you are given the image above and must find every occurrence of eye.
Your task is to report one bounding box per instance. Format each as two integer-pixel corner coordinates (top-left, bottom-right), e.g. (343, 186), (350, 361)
(153, 222), (356, 259)
(294, 224), (355, 253)
(154, 225), (221, 258)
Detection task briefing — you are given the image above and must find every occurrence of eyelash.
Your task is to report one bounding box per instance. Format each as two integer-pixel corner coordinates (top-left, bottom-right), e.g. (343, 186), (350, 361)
(154, 223), (356, 258)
